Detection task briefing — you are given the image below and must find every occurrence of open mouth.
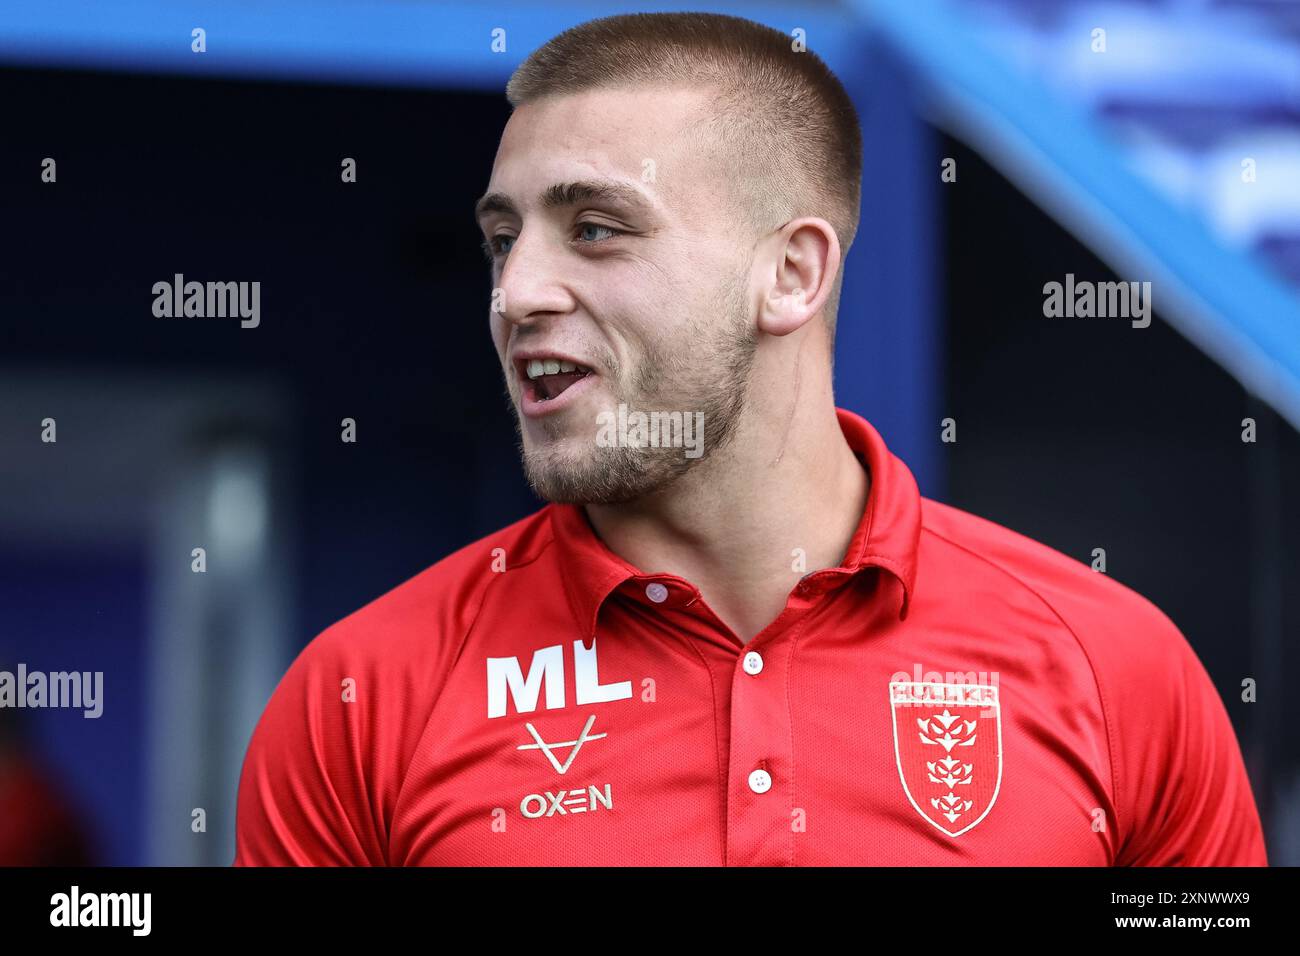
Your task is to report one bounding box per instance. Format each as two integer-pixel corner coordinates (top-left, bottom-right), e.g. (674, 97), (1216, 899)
(521, 358), (593, 403)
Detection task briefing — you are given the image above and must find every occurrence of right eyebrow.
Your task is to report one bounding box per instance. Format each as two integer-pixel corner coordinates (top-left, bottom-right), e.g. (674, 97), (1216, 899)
(474, 179), (657, 223)
(538, 180), (654, 213)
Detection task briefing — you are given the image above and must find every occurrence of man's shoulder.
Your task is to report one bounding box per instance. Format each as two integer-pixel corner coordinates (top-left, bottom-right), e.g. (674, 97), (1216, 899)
(296, 504), (557, 669)
(915, 499), (1262, 866)
(236, 507), (561, 864)
(917, 496), (1186, 661)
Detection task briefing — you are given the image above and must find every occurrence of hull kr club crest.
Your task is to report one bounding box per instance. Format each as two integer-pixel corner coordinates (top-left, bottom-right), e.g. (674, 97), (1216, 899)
(890, 681), (1002, 837)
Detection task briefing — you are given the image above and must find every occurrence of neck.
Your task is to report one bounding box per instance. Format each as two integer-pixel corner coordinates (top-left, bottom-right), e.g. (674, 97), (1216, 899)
(584, 352), (868, 644)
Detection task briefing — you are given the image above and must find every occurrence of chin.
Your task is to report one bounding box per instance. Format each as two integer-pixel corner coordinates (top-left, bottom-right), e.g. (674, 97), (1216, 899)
(519, 419), (594, 459)
(521, 442), (692, 506)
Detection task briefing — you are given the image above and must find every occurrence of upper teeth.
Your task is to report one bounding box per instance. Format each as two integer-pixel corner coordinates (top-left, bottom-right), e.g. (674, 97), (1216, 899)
(526, 359), (582, 378)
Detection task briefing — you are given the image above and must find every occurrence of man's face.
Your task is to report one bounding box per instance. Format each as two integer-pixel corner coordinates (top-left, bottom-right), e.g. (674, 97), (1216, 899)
(477, 85), (758, 504)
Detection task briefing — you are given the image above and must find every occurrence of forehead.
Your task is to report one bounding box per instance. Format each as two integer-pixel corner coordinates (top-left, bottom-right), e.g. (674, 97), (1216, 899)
(487, 85), (722, 215)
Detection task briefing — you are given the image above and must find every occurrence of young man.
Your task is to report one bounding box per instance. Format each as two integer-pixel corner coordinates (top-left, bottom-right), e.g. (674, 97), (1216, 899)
(234, 13), (1266, 865)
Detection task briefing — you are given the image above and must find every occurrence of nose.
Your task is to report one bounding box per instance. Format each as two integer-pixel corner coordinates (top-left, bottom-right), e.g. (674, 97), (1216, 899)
(495, 227), (574, 329)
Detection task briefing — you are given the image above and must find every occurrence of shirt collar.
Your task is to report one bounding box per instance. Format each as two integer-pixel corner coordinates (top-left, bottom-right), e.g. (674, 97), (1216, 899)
(549, 406), (922, 639)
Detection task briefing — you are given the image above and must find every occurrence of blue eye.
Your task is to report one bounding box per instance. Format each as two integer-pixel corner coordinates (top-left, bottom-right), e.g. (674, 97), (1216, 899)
(482, 235), (516, 260)
(482, 224), (619, 262)
(576, 223), (619, 243)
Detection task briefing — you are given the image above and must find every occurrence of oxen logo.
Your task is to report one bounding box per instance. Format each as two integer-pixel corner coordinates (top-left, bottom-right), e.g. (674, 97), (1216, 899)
(890, 681), (1001, 837)
(517, 714), (607, 774)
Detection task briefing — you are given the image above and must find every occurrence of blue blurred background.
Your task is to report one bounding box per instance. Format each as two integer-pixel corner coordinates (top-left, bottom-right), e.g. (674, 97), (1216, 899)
(0, 0), (1297, 865)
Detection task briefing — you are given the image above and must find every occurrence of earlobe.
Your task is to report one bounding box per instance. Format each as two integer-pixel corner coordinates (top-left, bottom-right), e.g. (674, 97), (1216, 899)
(758, 283), (812, 337)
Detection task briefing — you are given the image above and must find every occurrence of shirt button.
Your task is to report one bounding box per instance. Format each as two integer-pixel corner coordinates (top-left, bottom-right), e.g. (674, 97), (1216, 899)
(645, 582), (669, 603)
(748, 769), (772, 794)
(742, 651), (764, 675)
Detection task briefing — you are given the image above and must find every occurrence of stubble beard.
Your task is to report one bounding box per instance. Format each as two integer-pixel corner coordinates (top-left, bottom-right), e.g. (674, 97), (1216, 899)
(512, 278), (757, 505)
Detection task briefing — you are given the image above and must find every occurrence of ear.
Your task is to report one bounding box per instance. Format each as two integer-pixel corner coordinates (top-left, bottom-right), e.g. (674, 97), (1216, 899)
(756, 217), (841, 337)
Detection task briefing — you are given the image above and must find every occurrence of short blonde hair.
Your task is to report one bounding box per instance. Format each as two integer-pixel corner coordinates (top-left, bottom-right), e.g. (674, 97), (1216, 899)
(506, 12), (864, 337)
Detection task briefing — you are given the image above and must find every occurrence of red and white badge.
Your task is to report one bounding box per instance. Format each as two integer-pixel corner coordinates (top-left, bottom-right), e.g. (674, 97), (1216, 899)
(890, 681), (1002, 837)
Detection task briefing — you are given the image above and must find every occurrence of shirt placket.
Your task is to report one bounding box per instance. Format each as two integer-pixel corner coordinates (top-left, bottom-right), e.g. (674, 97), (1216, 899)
(724, 624), (799, 866)
(633, 572), (838, 867)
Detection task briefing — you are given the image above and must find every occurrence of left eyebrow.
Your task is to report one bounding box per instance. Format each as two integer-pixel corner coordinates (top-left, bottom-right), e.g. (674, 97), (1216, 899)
(474, 179), (657, 222)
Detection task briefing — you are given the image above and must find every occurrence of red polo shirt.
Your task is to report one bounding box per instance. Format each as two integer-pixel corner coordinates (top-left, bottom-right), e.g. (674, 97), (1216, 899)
(234, 408), (1266, 866)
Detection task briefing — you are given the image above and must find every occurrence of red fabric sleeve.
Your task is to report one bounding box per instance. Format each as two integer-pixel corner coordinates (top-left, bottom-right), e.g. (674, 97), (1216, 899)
(1105, 607), (1267, 866)
(233, 542), (495, 867)
(233, 626), (387, 866)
